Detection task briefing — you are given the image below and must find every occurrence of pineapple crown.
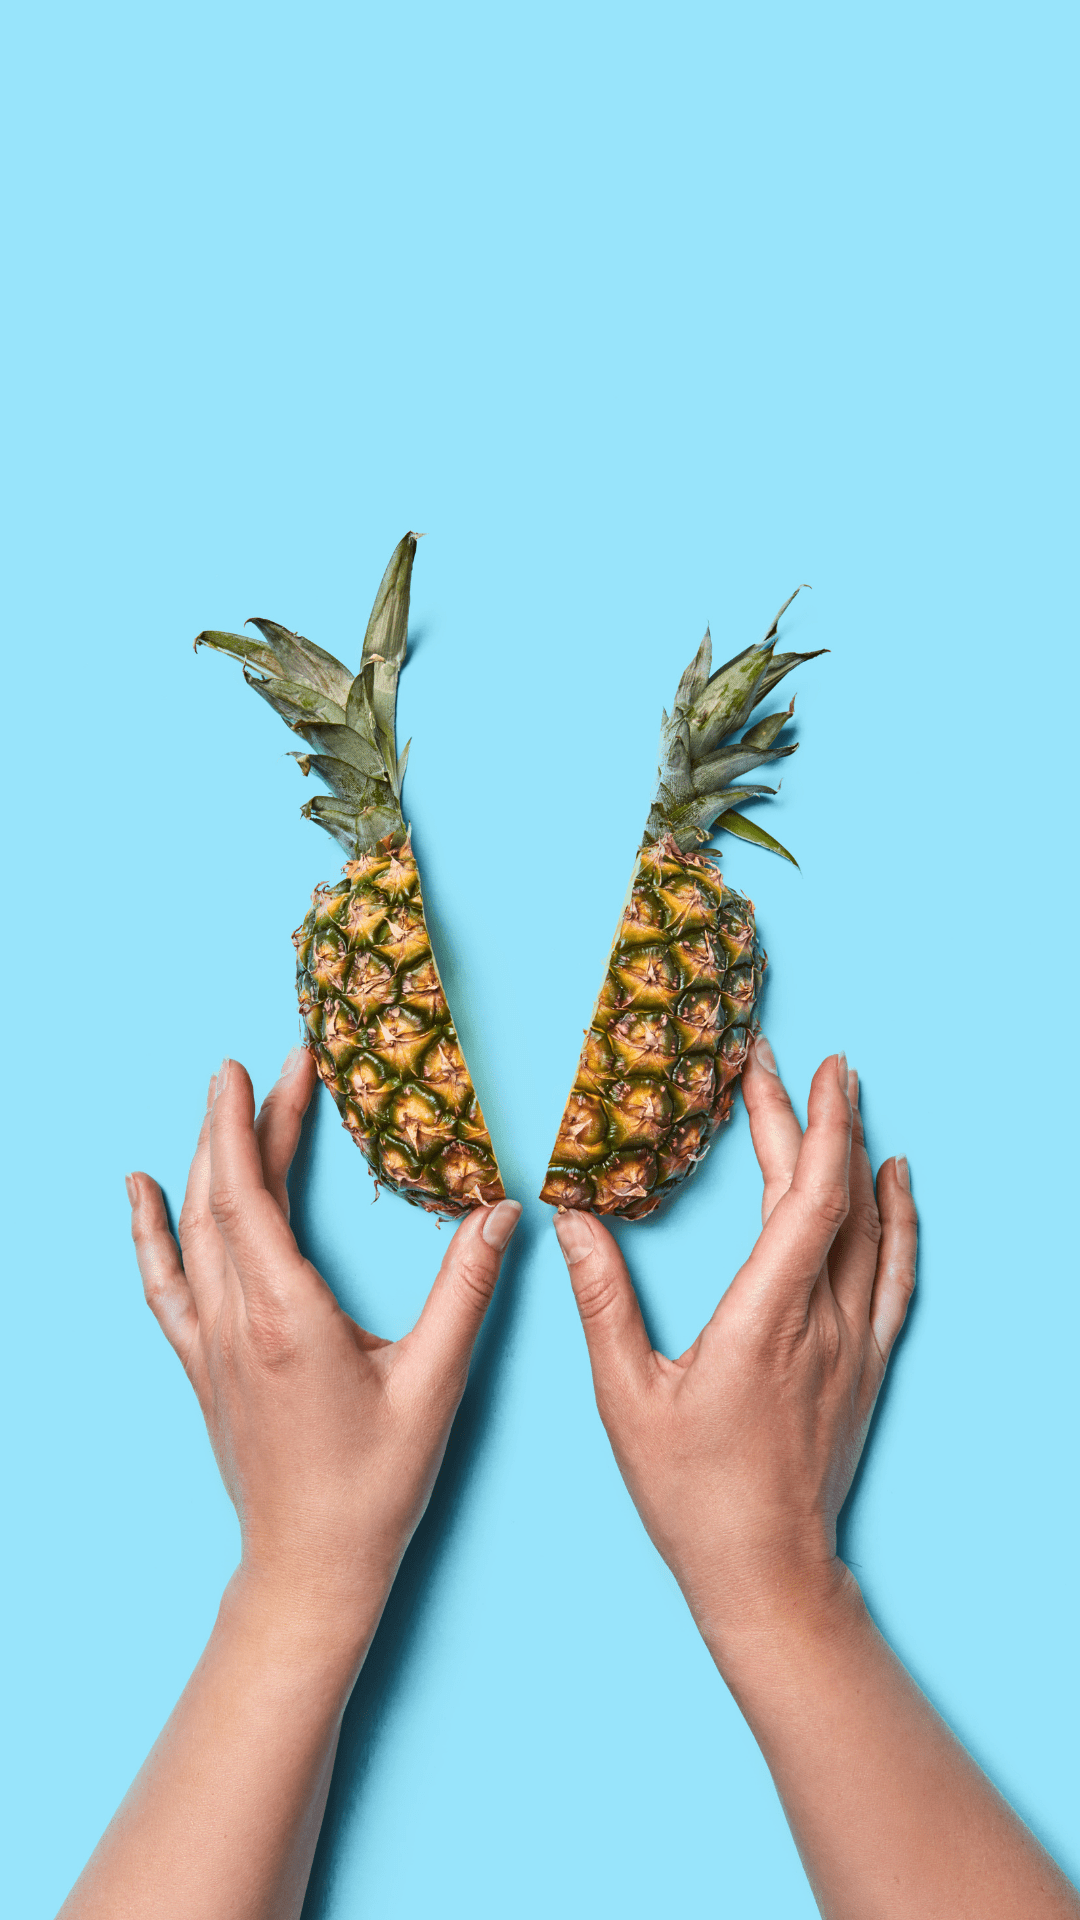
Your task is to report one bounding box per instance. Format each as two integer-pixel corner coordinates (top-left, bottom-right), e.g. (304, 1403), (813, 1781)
(647, 586), (825, 864)
(195, 533), (419, 857)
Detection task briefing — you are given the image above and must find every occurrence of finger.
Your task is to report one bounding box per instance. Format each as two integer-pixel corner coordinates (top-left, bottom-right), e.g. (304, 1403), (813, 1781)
(409, 1199), (523, 1392)
(742, 1034), (804, 1223)
(175, 1075), (229, 1322)
(829, 1071), (883, 1326)
(720, 1053), (852, 1326)
(555, 1209), (654, 1409)
(128, 1172), (200, 1363)
(870, 1157), (918, 1362)
(208, 1057), (311, 1308)
(254, 1045), (318, 1217)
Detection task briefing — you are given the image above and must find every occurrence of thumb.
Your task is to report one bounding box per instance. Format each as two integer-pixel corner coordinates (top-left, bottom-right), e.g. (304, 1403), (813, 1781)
(555, 1210), (653, 1401)
(410, 1199), (522, 1390)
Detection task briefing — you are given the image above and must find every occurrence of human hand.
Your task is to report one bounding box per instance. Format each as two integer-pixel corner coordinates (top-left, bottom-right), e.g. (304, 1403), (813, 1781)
(553, 1042), (917, 1657)
(128, 1049), (521, 1649)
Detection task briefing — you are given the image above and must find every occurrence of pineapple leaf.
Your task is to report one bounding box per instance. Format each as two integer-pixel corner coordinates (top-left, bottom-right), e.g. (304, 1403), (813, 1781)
(393, 738), (411, 799)
(291, 723), (386, 778)
(359, 532), (418, 766)
(244, 670), (348, 730)
(759, 584), (809, 647)
(246, 619), (353, 708)
(194, 628), (281, 677)
(687, 647), (774, 755)
(360, 533), (416, 674)
(289, 752), (386, 806)
(656, 784), (777, 847)
(692, 741), (797, 794)
(740, 697), (795, 749)
(717, 808), (799, 866)
(301, 794), (403, 854)
(673, 628), (713, 714)
(345, 665), (383, 753)
(751, 648), (828, 709)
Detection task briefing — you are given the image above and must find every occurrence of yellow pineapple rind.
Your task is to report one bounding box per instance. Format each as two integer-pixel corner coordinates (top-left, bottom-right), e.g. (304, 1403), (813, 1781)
(540, 837), (764, 1221)
(296, 835), (505, 1219)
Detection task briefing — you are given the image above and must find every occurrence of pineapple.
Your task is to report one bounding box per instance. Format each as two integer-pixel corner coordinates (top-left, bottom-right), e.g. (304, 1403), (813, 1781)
(196, 534), (505, 1219)
(540, 589), (823, 1221)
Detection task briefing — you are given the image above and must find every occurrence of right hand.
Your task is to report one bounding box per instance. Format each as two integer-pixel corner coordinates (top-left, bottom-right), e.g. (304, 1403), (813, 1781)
(128, 1048), (522, 1640)
(553, 1041), (917, 1652)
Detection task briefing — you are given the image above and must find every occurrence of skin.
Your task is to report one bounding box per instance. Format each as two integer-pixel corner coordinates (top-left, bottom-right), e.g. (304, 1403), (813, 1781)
(58, 1038), (1078, 1919)
(554, 1037), (1080, 1920)
(59, 1046), (522, 1920)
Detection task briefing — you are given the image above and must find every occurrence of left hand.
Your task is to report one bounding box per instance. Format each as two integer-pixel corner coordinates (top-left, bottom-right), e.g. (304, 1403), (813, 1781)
(128, 1048), (521, 1643)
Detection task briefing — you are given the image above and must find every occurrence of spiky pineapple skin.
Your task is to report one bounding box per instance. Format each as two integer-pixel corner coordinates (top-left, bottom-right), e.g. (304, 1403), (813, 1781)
(540, 838), (764, 1219)
(294, 837), (504, 1218)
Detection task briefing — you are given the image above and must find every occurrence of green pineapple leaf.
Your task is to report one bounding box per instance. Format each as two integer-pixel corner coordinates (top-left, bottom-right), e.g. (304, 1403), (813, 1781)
(686, 647), (774, 755)
(740, 697), (795, 749)
(246, 619), (353, 708)
(758, 584), (809, 646)
(300, 794), (402, 853)
(673, 628), (712, 714)
(290, 723), (386, 778)
(345, 664), (382, 752)
(289, 753), (383, 806)
(359, 533), (417, 765)
(692, 741), (797, 794)
(194, 628), (281, 677)
(717, 808), (799, 866)
(752, 647), (828, 708)
(245, 670), (348, 730)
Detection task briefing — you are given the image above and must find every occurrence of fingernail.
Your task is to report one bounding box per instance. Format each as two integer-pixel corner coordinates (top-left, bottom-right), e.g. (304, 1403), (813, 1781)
(895, 1155), (910, 1191)
(280, 1045), (303, 1078)
(836, 1051), (848, 1092)
(554, 1208), (595, 1267)
(217, 1057), (231, 1095)
(205, 1075), (217, 1111)
(125, 1174), (137, 1207)
(849, 1069), (859, 1110)
(481, 1199), (522, 1251)
(754, 1035), (778, 1075)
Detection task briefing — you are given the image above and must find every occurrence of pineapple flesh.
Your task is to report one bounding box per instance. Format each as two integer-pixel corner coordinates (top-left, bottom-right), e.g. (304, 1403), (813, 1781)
(541, 589), (823, 1221)
(196, 535), (505, 1218)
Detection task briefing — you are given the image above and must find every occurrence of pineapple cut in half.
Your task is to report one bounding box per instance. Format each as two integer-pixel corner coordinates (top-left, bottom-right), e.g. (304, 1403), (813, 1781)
(196, 534), (506, 1219)
(540, 588), (824, 1221)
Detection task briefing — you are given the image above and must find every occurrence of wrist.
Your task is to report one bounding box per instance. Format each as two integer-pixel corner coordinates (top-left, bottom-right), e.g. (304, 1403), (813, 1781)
(678, 1545), (866, 1683)
(221, 1556), (396, 1683)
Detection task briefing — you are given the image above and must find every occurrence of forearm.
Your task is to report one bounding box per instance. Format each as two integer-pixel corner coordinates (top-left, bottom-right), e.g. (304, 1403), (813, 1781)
(701, 1569), (1079, 1920)
(59, 1566), (389, 1920)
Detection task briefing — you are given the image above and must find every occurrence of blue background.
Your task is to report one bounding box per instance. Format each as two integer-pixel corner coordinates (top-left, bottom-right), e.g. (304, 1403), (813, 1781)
(3, 2), (1077, 1912)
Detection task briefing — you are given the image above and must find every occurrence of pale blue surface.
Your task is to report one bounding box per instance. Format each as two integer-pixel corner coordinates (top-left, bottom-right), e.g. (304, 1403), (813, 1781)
(2, 2), (1077, 1913)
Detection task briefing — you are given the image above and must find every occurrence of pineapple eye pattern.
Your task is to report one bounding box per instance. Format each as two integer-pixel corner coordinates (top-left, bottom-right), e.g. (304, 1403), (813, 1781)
(541, 586), (821, 1219)
(197, 534), (505, 1217)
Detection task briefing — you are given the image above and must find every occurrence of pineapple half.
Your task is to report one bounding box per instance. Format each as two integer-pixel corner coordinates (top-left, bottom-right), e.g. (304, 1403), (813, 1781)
(540, 589), (823, 1221)
(196, 533), (506, 1219)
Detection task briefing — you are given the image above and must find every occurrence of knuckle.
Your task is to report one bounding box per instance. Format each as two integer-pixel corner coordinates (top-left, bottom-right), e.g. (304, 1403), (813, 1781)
(244, 1300), (300, 1368)
(811, 1180), (850, 1230)
(177, 1201), (209, 1247)
(452, 1251), (496, 1314)
(141, 1271), (167, 1310)
(849, 1198), (882, 1248)
(208, 1183), (244, 1234)
(573, 1271), (620, 1325)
